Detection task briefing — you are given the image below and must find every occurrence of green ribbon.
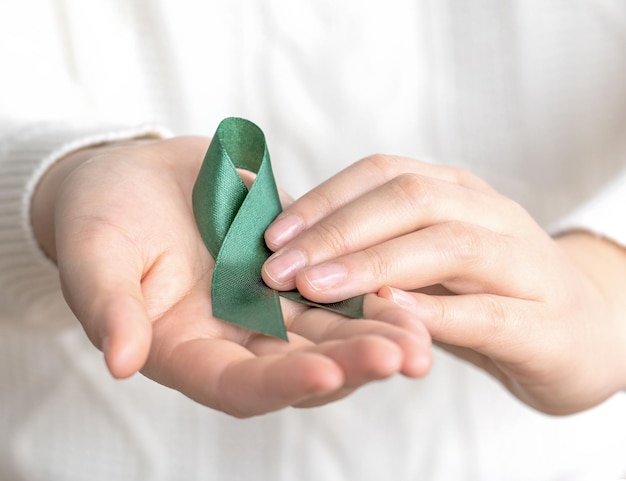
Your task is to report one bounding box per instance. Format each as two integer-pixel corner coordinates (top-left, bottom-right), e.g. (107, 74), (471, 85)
(192, 117), (363, 340)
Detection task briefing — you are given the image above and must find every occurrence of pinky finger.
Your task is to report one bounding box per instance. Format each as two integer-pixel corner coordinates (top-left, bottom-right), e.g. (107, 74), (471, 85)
(378, 286), (541, 363)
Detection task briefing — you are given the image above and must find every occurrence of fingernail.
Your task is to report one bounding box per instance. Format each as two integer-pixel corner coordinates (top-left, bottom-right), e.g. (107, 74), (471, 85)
(265, 249), (307, 284)
(266, 214), (304, 248)
(386, 287), (417, 308)
(304, 263), (347, 291)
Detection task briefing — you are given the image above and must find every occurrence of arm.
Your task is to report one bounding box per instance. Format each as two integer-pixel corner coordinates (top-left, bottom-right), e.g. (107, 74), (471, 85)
(27, 138), (432, 417)
(261, 154), (626, 415)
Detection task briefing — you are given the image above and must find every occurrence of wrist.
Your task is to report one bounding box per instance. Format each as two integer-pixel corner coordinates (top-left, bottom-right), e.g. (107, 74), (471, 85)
(556, 231), (626, 299)
(556, 231), (626, 391)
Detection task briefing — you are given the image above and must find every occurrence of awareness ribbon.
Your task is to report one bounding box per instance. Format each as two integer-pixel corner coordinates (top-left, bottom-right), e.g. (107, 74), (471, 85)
(192, 117), (363, 340)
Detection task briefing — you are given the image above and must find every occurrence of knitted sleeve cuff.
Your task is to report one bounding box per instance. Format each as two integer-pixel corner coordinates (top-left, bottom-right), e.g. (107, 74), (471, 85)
(0, 121), (171, 327)
(552, 166), (626, 248)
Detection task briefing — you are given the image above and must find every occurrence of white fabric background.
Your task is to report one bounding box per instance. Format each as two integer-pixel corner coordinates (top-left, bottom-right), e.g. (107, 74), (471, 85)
(1, 1), (625, 480)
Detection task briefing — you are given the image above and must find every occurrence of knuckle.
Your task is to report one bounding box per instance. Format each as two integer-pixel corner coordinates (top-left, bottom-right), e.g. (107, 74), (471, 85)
(430, 295), (450, 327)
(388, 173), (435, 212)
(446, 165), (494, 192)
(480, 295), (510, 337)
(360, 154), (399, 181)
(304, 187), (340, 217)
(363, 152), (394, 170)
(448, 165), (475, 185)
(312, 220), (354, 256)
(499, 195), (533, 227)
(439, 221), (509, 271)
(419, 294), (454, 337)
(363, 246), (393, 282)
(440, 221), (485, 262)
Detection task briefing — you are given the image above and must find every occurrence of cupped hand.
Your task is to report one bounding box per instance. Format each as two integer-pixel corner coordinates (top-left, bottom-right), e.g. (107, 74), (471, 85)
(31, 139), (432, 418)
(262, 154), (626, 414)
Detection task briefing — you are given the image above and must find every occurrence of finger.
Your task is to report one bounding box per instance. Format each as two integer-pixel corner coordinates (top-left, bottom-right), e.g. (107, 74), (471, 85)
(379, 287), (541, 362)
(382, 289), (612, 415)
(238, 168), (294, 208)
(141, 290), (401, 417)
(292, 222), (545, 303)
(57, 223), (152, 379)
(143, 335), (346, 418)
(286, 294), (432, 378)
(247, 296), (432, 378)
(364, 294), (433, 378)
(304, 338), (403, 386)
(262, 174), (526, 290)
(264, 154), (496, 250)
(291, 337), (406, 409)
(380, 287), (572, 410)
(292, 326), (430, 409)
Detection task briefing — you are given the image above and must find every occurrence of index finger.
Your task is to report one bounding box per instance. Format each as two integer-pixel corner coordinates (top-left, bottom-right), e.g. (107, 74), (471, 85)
(264, 154), (495, 250)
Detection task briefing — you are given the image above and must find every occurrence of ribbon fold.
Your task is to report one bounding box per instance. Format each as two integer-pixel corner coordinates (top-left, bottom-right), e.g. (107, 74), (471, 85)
(192, 117), (363, 340)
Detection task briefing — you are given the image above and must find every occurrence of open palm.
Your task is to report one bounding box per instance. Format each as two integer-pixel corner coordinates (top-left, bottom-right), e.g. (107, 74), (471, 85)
(45, 137), (431, 417)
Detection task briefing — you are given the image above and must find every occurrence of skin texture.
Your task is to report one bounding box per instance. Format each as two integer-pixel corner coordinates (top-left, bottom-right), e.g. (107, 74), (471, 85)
(30, 138), (432, 418)
(262, 154), (626, 415)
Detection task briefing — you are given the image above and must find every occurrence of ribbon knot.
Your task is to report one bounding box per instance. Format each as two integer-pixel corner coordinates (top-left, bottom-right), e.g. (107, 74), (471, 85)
(192, 117), (363, 340)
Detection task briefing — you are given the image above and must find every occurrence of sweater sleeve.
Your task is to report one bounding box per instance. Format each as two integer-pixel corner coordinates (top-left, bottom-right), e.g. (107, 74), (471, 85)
(553, 165), (626, 248)
(0, 120), (171, 327)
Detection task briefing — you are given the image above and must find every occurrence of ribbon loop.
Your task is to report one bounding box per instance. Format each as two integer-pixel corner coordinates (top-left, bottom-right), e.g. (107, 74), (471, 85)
(193, 117), (363, 340)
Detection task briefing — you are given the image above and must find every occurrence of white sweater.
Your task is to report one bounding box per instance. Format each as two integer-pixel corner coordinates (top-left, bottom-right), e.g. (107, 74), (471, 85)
(1, 1), (626, 480)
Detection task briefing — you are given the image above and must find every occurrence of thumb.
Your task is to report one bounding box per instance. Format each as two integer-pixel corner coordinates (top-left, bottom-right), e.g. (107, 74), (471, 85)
(57, 223), (153, 379)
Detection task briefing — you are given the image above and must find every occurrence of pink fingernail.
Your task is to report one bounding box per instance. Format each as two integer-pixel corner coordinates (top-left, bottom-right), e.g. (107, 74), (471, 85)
(266, 214), (304, 248)
(304, 263), (347, 291)
(387, 287), (417, 308)
(265, 249), (307, 284)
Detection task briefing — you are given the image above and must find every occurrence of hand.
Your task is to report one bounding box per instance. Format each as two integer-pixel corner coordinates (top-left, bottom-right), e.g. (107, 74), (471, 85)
(261, 154), (626, 415)
(31, 139), (432, 418)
